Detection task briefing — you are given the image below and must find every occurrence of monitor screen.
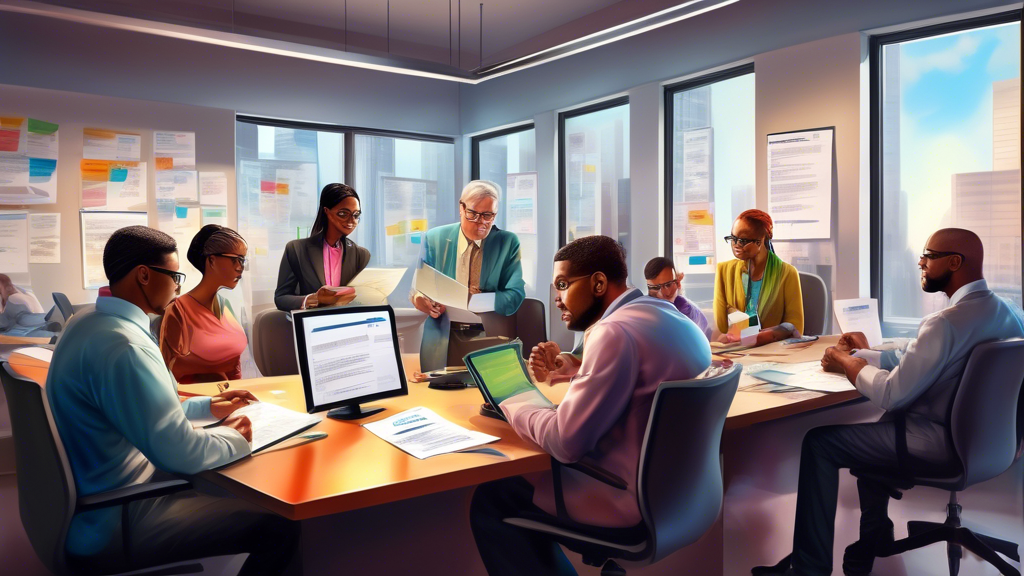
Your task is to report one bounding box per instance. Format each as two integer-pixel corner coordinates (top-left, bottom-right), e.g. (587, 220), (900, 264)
(292, 305), (408, 413)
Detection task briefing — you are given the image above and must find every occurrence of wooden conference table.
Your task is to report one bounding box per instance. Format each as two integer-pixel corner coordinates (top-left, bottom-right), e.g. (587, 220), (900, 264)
(6, 335), (861, 522)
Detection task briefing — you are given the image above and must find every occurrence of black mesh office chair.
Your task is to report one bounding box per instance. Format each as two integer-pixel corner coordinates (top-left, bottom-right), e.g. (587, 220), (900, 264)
(479, 297), (548, 358)
(0, 363), (248, 576)
(851, 338), (1024, 576)
(502, 364), (741, 575)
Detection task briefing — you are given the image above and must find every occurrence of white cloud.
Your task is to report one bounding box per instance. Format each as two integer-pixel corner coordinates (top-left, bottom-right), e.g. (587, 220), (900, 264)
(901, 35), (982, 85)
(987, 24), (1021, 76)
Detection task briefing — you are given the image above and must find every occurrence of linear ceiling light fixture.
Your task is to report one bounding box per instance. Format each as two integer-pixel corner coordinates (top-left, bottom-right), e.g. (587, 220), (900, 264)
(0, 0), (739, 84)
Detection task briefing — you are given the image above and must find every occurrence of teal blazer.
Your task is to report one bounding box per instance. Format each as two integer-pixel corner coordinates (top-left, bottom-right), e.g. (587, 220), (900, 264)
(420, 223), (525, 370)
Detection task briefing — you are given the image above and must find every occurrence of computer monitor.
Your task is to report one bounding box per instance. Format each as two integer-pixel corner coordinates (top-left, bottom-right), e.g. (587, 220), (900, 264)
(292, 304), (408, 420)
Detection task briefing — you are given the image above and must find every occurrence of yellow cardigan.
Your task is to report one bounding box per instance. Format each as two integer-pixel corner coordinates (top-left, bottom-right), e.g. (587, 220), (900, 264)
(713, 258), (804, 335)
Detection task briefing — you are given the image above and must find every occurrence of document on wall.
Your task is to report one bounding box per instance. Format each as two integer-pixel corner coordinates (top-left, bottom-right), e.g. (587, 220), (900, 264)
(199, 172), (228, 206)
(673, 201), (716, 273)
(767, 128), (834, 240)
(363, 406), (499, 459)
(0, 211), (29, 274)
(83, 128), (141, 162)
(173, 203), (202, 294)
(155, 170), (198, 202)
(27, 213), (59, 264)
(681, 127), (712, 203)
(80, 211), (147, 289)
(154, 131), (195, 171)
(834, 298), (884, 348)
(201, 206), (228, 227)
(345, 267), (408, 305)
(505, 172), (538, 235)
(81, 160), (148, 211)
(0, 117), (58, 205)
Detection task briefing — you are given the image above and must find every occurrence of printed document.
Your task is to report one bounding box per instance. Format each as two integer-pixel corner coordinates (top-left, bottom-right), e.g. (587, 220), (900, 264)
(834, 298), (884, 348)
(363, 406), (499, 459)
(413, 262), (495, 314)
(346, 267), (408, 305)
(198, 402), (321, 452)
(767, 129), (833, 240)
(746, 361), (855, 393)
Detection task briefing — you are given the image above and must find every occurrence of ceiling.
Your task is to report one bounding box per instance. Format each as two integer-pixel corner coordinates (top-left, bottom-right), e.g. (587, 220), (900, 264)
(26, 0), (704, 72)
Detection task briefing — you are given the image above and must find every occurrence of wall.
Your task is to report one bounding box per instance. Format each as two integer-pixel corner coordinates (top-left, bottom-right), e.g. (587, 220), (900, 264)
(0, 11), (460, 137)
(0, 83), (236, 309)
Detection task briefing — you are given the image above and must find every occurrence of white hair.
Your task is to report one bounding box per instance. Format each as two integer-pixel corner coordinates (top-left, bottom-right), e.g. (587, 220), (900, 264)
(459, 180), (501, 206)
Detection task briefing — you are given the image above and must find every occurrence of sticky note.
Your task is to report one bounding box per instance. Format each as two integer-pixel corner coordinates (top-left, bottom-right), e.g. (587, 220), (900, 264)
(410, 219), (427, 232)
(584, 164), (597, 172)
(110, 168), (129, 183)
(0, 117), (24, 130)
(411, 234), (422, 244)
(276, 183), (289, 195)
(260, 181), (276, 193)
(385, 224), (402, 236)
(688, 210), (713, 225)
(175, 205), (190, 218)
(28, 158), (57, 178)
(155, 157), (174, 171)
(688, 255), (709, 265)
(26, 119), (58, 135)
(0, 130), (20, 152)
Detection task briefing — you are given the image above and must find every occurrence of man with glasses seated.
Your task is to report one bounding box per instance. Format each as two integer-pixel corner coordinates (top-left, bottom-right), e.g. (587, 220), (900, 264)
(755, 228), (1024, 576)
(644, 256), (711, 340)
(47, 225), (299, 576)
(411, 180), (525, 371)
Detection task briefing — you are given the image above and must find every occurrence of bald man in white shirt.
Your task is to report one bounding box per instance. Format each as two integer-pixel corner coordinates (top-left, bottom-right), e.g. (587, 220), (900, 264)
(757, 228), (1024, 576)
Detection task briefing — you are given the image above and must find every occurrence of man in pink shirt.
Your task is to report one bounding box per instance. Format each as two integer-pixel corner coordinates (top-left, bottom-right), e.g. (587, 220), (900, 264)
(470, 235), (712, 575)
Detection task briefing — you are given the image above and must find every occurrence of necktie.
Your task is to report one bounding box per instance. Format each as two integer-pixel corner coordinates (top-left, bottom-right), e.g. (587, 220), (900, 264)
(468, 242), (482, 292)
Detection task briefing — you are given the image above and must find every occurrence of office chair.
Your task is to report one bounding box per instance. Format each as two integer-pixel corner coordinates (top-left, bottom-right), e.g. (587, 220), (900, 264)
(502, 364), (741, 575)
(251, 308), (299, 376)
(150, 313), (163, 342)
(797, 271), (828, 336)
(51, 292), (74, 324)
(851, 338), (1024, 576)
(479, 297), (548, 358)
(0, 363), (248, 576)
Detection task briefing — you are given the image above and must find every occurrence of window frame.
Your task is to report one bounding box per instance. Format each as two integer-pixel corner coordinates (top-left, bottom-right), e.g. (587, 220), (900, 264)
(662, 63), (755, 257)
(557, 95), (630, 246)
(869, 10), (1022, 332)
(469, 123), (536, 180)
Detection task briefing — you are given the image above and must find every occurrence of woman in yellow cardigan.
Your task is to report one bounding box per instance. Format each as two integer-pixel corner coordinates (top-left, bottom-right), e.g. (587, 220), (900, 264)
(713, 209), (803, 344)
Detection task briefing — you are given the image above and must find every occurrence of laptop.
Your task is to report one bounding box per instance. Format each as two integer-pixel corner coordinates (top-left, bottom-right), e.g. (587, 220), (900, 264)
(462, 341), (554, 421)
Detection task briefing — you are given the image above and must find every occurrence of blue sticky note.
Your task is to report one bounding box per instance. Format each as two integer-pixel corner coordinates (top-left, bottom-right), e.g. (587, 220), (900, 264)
(175, 205), (189, 218)
(110, 168), (129, 183)
(28, 158), (57, 178)
(688, 255), (708, 265)
(410, 234), (422, 244)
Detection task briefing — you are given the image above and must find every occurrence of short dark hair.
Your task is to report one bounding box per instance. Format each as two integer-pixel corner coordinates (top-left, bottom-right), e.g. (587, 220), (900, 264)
(103, 226), (177, 284)
(554, 236), (628, 284)
(644, 256), (675, 280)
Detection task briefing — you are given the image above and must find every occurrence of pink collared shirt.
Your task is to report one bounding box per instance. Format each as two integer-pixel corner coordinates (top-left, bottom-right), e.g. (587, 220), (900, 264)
(323, 239), (344, 287)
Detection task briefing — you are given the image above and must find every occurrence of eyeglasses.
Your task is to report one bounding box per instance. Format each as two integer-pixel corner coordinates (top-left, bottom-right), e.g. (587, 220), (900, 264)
(214, 254), (247, 269)
(461, 203), (497, 223)
(724, 235), (760, 248)
(553, 275), (591, 292)
(334, 209), (361, 222)
(149, 266), (185, 287)
(920, 250), (966, 262)
(647, 279), (679, 293)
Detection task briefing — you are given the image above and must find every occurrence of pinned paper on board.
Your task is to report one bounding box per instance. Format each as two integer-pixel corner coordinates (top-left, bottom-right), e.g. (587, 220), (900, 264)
(154, 131), (195, 171)
(81, 160), (148, 212)
(81, 211), (148, 289)
(83, 128), (141, 162)
(155, 170), (198, 202)
(673, 201), (716, 274)
(0, 211), (30, 275)
(28, 212), (60, 264)
(199, 172), (228, 206)
(0, 116), (59, 205)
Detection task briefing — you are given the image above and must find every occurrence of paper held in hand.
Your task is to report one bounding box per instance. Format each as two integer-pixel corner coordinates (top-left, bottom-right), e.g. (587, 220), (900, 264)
(328, 267), (408, 305)
(413, 262), (495, 314)
(362, 406), (499, 459)
(834, 298), (884, 348)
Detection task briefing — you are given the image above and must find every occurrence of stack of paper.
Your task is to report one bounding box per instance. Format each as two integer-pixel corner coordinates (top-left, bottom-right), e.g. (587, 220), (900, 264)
(194, 402), (321, 453)
(363, 406), (499, 459)
(745, 361), (855, 393)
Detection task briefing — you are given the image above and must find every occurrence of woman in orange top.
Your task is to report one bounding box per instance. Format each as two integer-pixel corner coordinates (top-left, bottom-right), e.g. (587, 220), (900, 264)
(160, 225), (249, 384)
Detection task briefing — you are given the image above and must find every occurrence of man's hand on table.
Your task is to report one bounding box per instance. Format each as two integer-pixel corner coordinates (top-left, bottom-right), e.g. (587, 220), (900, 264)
(211, 389), (258, 420)
(821, 346), (869, 384)
(836, 331), (870, 353)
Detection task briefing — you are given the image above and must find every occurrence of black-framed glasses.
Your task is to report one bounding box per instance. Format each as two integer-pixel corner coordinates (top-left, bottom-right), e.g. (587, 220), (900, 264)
(553, 274), (591, 292)
(214, 254), (248, 269)
(647, 279), (679, 293)
(461, 202), (497, 223)
(724, 235), (760, 248)
(334, 209), (361, 222)
(149, 266), (185, 287)
(920, 250), (966, 262)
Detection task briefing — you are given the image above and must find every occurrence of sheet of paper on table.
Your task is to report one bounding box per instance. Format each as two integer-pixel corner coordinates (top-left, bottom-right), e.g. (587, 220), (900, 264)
(363, 406), (499, 459)
(746, 361), (855, 393)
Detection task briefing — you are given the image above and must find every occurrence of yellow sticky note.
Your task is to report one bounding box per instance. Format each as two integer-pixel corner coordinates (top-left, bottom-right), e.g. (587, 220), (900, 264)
(276, 183), (289, 195)
(385, 224), (402, 236)
(583, 164), (597, 172)
(410, 219), (428, 232)
(688, 210), (713, 225)
(0, 117), (24, 130)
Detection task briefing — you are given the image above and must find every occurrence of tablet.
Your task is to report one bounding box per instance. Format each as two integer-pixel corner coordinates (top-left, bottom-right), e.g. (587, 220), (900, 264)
(463, 342), (554, 418)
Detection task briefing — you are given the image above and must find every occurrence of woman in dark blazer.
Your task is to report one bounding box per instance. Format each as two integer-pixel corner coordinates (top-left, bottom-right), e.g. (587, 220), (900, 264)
(275, 183), (371, 311)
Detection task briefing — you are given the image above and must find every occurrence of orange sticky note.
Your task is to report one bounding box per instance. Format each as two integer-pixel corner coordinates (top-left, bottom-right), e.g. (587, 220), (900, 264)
(155, 157), (174, 171)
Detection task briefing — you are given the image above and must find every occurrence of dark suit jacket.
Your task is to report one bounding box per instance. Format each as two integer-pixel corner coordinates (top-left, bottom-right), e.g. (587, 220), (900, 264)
(274, 234), (371, 311)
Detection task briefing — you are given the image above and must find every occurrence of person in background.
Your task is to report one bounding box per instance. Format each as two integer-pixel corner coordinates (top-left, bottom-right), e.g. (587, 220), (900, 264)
(644, 256), (711, 340)
(46, 225), (298, 576)
(470, 235), (711, 575)
(160, 225), (249, 384)
(714, 209), (804, 345)
(275, 183), (369, 311)
(754, 228), (1024, 576)
(0, 274), (49, 334)
(411, 180), (525, 371)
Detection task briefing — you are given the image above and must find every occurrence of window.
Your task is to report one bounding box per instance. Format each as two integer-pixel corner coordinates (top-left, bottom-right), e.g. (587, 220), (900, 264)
(872, 13), (1021, 336)
(665, 65), (755, 308)
(471, 125), (538, 294)
(559, 98), (630, 254)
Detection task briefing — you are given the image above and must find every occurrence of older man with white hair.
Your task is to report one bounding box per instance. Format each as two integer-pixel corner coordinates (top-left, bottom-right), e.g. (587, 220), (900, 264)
(412, 180), (526, 370)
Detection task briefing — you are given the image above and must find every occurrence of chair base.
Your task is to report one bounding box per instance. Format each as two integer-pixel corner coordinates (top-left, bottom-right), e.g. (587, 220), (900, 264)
(876, 493), (1020, 576)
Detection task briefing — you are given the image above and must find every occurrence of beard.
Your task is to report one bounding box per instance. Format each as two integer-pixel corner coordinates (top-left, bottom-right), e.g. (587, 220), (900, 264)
(921, 269), (953, 293)
(567, 299), (604, 331)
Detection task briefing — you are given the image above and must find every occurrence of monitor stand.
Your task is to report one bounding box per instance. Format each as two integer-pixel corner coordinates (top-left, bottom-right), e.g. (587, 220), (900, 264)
(327, 404), (385, 421)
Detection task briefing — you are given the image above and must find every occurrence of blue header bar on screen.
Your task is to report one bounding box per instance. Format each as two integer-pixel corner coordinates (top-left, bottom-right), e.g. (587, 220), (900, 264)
(311, 317), (388, 333)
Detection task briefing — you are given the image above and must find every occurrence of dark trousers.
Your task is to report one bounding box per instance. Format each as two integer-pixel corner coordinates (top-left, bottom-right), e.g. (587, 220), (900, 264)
(470, 476), (578, 576)
(70, 489), (300, 576)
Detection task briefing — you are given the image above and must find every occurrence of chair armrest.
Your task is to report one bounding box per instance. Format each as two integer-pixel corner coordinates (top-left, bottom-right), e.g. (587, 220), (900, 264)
(77, 479), (192, 512)
(564, 460), (628, 491)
